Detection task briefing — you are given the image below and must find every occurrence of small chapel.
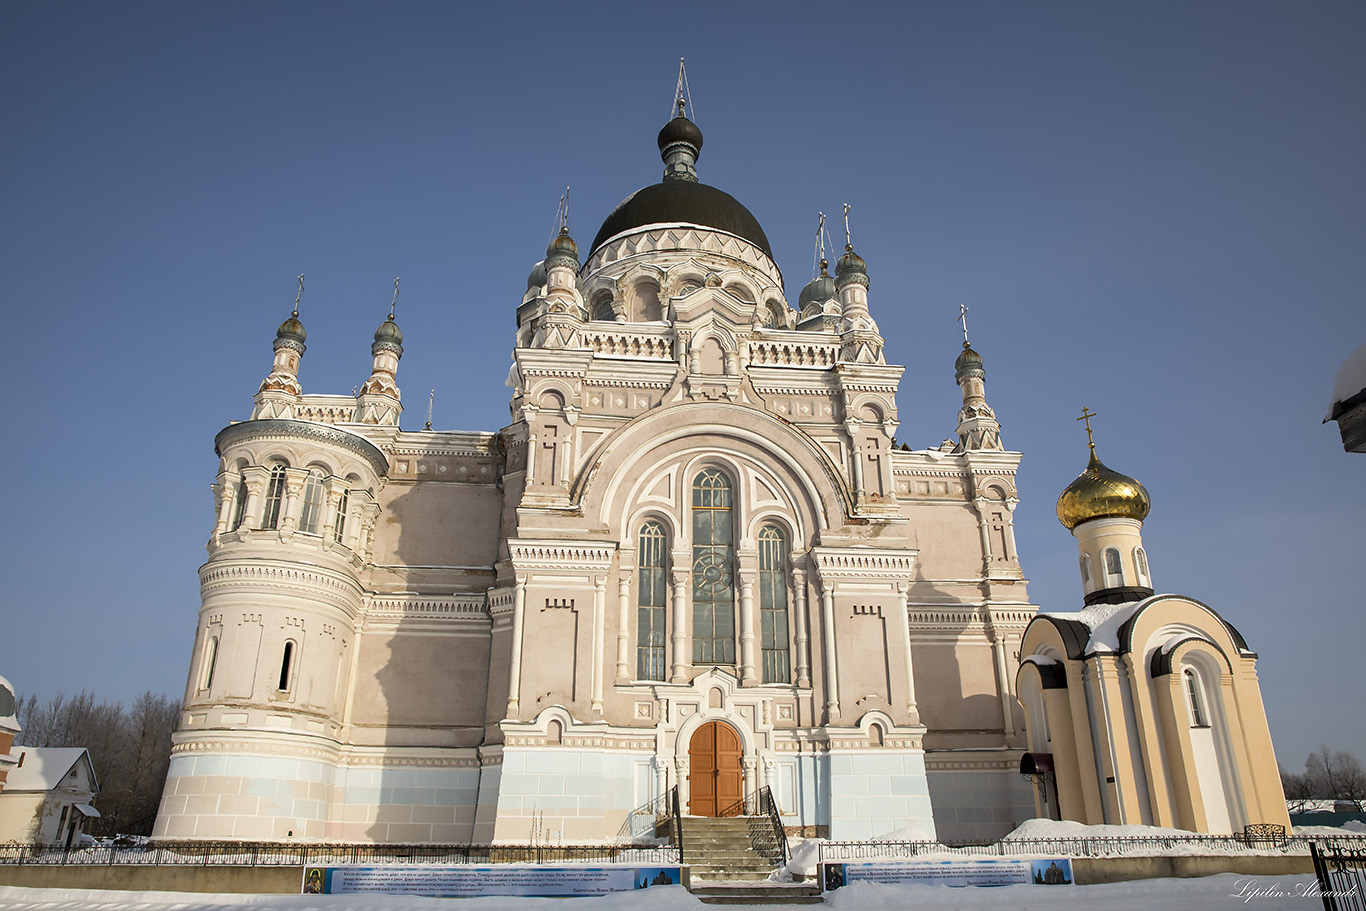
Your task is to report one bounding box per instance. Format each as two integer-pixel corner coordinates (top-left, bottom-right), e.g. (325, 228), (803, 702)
(152, 89), (1288, 845)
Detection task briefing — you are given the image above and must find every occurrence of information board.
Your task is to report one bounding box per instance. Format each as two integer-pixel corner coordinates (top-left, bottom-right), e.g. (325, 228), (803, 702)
(822, 856), (1073, 890)
(301, 864), (680, 897)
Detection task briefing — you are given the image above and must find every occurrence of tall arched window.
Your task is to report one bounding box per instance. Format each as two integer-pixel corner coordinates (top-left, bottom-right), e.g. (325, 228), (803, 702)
(230, 473), (248, 531)
(1184, 667), (1209, 728)
(1079, 553), (1091, 585)
(637, 522), (668, 681)
(333, 487), (350, 544)
(200, 634), (218, 691)
(692, 469), (735, 665)
(278, 640), (296, 692)
(1134, 547), (1150, 586)
(260, 465), (288, 530)
(298, 469), (326, 534)
(1103, 547), (1123, 587)
(758, 525), (790, 683)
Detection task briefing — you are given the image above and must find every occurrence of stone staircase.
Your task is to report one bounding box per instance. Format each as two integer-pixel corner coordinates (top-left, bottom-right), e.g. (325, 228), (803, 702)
(679, 815), (822, 905)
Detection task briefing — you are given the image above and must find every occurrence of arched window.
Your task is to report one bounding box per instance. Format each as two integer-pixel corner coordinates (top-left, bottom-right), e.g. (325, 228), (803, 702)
(1103, 547), (1123, 587)
(298, 469), (326, 534)
(692, 469), (735, 665)
(1079, 553), (1091, 585)
(230, 473), (248, 531)
(758, 525), (790, 683)
(591, 295), (615, 322)
(260, 465), (288, 530)
(278, 640), (296, 692)
(637, 522), (668, 681)
(1184, 667), (1209, 727)
(1134, 547), (1150, 585)
(333, 487), (350, 544)
(200, 635), (218, 691)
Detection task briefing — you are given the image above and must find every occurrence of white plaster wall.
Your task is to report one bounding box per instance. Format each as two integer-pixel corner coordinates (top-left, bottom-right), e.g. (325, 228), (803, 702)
(926, 769), (1036, 843)
(329, 765), (480, 843)
(770, 755), (825, 830)
(491, 748), (648, 844)
(828, 750), (935, 841)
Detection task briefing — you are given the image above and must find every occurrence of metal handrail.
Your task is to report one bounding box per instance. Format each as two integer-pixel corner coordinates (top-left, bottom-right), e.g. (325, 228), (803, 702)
(669, 786), (684, 864)
(817, 832), (1366, 862)
(758, 786), (789, 865)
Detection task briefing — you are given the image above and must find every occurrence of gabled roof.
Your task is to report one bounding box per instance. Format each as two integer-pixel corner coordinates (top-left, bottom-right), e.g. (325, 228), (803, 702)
(3, 747), (98, 794)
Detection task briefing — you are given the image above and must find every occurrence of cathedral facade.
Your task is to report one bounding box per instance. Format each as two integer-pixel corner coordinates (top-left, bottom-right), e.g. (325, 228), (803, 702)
(152, 103), (1255, 847)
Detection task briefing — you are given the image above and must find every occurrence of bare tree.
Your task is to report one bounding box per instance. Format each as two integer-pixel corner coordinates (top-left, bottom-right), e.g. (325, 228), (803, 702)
(1303, 745), (1366, 810)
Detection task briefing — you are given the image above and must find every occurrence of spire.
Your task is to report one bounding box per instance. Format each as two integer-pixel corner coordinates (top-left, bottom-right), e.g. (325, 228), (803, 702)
(658, 59), (703, 183)
(251, 275), (308, 419)
(357, 278), (404, 425)
(954, 308), (1003, 451)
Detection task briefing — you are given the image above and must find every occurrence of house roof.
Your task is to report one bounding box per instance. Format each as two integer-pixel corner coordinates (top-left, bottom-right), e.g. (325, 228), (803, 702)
(4, 747), (97, 794)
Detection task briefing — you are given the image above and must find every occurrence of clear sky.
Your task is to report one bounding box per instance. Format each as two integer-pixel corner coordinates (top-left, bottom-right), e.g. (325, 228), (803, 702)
(2, 2), (1363, 769)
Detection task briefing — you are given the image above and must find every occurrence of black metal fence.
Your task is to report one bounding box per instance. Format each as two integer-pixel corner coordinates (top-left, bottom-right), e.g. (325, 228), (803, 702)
(819, 832), (1366, 862)
(1310, 841), (1366, 911)
(0, 841), (680, 867)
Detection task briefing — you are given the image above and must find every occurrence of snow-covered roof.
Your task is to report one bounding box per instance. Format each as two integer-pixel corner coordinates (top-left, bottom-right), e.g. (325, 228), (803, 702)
(1040, 598), (1148, 654)
(1328, 342), (1366, 419)
(3, 747), (96, 793)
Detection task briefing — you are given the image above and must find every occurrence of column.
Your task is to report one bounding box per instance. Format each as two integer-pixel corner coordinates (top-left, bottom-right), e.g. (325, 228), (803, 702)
(791, 564), (811, 688)
(670, 563), (689, 683)
(615, 568), (633, 684)
(820, 584), (840, 721)
(212, 481), (232, 536)
(507, 578), (526, 715)
(896, 583), (920, 724)
(848, 430), (865, 494)
(280, 469), (307, 533)
(738, 561), (757, 686)
(591, 574), (606, 715)
(989, 621), (1017, 745)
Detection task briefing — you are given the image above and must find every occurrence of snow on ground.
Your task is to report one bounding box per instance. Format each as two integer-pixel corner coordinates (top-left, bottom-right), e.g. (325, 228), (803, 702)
(0, 874), (1337, 911)
(1003, 818), (1195, 840)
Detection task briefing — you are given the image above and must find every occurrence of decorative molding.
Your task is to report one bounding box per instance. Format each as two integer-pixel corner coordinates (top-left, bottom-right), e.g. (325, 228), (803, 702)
(216, 420), (389, 479)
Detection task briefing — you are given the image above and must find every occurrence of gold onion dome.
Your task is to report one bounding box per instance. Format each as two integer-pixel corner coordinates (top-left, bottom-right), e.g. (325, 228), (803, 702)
(1056, 448), (1151, 530)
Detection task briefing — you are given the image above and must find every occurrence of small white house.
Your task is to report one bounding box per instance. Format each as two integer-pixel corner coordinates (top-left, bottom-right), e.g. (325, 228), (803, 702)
(0, 747), (99, 845)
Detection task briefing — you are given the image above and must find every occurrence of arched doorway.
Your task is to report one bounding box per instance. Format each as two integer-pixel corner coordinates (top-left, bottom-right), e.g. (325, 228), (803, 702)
(689, 721), (744, 816)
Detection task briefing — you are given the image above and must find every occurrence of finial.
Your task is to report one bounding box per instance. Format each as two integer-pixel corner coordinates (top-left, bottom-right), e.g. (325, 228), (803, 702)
(813, 212), (834, 278)
(672, 57), (694, 122)
(1077, 406), (1098, 451)
(389, 277), (400, 320)
(293, 273), (305, 318)
(842, 203), (853, 252)
(553, 187), (571, 239)
(957, 303), (971, 347)
(425, 389), (434, 431)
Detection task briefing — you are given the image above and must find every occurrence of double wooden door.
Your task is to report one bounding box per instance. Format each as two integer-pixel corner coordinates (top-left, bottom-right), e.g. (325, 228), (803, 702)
(688, 721), (744, 816)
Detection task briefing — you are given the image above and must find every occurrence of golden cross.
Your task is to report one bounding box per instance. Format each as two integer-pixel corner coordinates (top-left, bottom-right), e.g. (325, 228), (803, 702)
(1077, 406), (1098, 450)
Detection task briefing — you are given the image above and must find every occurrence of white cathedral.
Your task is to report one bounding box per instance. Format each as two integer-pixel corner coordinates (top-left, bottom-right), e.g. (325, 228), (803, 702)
(152, 99), (1289, 846)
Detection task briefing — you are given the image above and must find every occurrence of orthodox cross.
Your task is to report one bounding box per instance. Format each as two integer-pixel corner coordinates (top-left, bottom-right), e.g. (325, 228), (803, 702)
(673, 57), (693, 120)
(554, 187), (570, 237)
(1077, 406), (1098, 450)
(813, 212), (830, 277)
(293, 273), (305, 318)
(425, 389), (434, 431)
(389, 277), (400, 320)
(842, 202), (853, 251)
(957, 303), (971, 345)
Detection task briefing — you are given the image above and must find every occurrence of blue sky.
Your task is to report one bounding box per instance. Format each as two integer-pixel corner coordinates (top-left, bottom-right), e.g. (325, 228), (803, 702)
(2, 2), (1363, 768)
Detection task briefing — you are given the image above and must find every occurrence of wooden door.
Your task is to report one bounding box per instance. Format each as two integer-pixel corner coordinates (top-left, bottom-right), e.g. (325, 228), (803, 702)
(689, 721), (744, 816)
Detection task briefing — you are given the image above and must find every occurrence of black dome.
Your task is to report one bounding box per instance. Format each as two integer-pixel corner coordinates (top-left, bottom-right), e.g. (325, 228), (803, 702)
(590, 181), (772, 258)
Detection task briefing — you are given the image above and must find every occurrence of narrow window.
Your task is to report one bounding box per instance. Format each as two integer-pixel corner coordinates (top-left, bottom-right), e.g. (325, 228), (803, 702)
(278, 640), (295, 691)
(230, 474), (248, 530)
(260, 465), (287, 530)
(1103, 547), (1123, 585)
(298, 469), (326, 534)
(692, 469), (735, 665)
(200, 635), (218, 691)
(758, 525), (790, 683)
(1135, 547), (1150, 584)
(1184, 668), (1208, 727)
(333, 488), (350, 543)
(637, 522), (668, 681)
(1079, 553), (1091, 584)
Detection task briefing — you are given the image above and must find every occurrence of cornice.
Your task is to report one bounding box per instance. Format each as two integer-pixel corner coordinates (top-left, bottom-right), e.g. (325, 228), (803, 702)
(216, 419), (388, 478)
(200, 561), (364, 614)
(507, 539), (616, 574)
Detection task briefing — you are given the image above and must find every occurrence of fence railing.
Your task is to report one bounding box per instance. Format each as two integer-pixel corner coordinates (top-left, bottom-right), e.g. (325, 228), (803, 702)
(0, 841), (680, 868)
(1310, 841), (1366, 911)
(819, 832), (1366, 862)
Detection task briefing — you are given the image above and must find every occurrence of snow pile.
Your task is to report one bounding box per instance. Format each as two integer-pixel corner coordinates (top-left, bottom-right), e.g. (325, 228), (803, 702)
(1294, 821), (1366, 836)
(870, 824), (937, 843)
(1003, 818), (1192, 841)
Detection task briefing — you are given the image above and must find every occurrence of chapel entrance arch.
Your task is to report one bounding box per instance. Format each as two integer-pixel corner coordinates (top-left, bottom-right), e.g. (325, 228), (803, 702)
(688, 721), (744, 817)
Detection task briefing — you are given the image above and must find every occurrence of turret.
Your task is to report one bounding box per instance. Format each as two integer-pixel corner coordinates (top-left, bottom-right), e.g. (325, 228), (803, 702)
(1057, 410), (1154, 604)
(251, 276), (308, 420)
(356, 279), (404, 425)
(954, 340), (1003, 451)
